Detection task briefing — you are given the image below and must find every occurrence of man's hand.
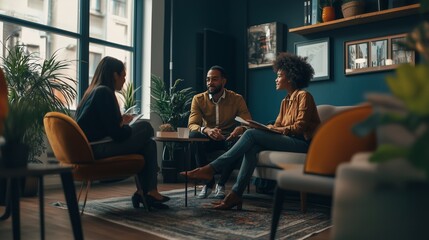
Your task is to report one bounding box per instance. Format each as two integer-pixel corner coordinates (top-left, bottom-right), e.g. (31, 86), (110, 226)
(226, 126), (245, 141)
(204, 127), (225, 141)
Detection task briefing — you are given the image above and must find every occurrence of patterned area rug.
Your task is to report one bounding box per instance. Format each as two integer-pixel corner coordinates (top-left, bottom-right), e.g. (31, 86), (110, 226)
(54, 188), (331, 240)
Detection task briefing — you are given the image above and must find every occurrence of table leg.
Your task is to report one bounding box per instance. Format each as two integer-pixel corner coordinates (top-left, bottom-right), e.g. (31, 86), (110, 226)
(10, 178), (20, 240)
(60, 172), (84, 240)
(39, 176), (45, 240)
(0, 179), (11, 221)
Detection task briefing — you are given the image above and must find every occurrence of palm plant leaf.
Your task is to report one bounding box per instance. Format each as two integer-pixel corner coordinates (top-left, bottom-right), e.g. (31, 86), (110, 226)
(150, 74), (196, 129)
(1, 44), (77, 161)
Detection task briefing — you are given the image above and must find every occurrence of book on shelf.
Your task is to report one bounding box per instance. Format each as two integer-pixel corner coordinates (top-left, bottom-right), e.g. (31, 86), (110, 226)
(311, 0), (321, 25)
(234, 116), (281, 134)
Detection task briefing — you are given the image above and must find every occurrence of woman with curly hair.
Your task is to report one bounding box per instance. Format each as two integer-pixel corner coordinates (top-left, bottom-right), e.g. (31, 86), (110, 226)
(180, 52), (320, 210)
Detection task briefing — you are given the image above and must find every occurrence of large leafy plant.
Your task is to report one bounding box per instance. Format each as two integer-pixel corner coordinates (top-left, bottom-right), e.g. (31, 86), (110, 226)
(1, 44), (77, 162)
(150, 74), (195, 130)
(353, 3), (429, 177)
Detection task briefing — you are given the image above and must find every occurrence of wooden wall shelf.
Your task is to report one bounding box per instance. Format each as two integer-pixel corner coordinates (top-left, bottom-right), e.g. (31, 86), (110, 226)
(289, 4), (420, 35)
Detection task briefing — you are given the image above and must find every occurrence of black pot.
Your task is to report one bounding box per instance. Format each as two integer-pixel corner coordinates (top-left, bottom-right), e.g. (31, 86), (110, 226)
(0, 142), (29, 168)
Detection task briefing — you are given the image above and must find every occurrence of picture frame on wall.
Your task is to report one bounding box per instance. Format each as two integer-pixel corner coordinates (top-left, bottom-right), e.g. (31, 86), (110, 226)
(248, 22), (283, 69)
(294, 38), (330, 81)
(344, 33), (414, 75)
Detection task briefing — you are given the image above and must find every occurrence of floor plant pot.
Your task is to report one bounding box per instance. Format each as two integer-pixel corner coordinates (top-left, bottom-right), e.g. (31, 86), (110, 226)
(0, 142), (29, 169)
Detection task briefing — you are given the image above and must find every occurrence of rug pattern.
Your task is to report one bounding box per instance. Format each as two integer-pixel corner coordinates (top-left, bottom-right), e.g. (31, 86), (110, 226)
(56, 189), (331, 240)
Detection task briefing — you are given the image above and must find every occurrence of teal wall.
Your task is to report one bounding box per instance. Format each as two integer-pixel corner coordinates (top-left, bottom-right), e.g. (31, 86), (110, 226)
(167, 0), (421, 123)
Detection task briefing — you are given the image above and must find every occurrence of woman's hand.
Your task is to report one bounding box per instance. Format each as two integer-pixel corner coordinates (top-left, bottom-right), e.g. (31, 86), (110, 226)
(122, 114), (134, 126)
(226, 126), (245, 141)
(267, 125), (286, 134)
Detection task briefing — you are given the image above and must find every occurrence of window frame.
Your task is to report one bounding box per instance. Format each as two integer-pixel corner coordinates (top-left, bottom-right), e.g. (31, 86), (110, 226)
(0, 0), (143, 112)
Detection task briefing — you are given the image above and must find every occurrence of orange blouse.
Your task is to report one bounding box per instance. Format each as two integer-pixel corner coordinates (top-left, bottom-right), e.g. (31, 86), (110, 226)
(274, 89), (320, 140)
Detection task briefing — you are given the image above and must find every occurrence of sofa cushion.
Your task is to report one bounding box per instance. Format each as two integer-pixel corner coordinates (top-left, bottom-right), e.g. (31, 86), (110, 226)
(257, 151), (306, 168)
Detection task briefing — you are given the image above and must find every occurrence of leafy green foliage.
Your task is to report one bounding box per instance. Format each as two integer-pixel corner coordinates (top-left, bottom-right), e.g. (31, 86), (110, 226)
(150, 74), (195, 130)
(353, 2), (429, 177)
(119, 81), (140, 112)
(1, 44), (77, 162)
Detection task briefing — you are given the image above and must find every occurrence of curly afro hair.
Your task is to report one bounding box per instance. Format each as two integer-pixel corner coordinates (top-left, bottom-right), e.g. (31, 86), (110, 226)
(272, 52), (314, 89)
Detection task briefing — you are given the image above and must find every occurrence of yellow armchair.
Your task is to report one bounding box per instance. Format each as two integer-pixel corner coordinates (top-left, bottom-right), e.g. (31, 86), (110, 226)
(43, 112), (146, 213)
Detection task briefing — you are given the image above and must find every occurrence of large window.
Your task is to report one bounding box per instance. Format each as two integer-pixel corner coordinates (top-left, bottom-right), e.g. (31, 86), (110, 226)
(0, 0), (143, 111)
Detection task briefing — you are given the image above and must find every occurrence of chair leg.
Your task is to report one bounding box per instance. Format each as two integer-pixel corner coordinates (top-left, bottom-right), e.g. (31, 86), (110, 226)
(270, 187), (286, 240)
(77, 181), (85, 203)
(80, 181), (91, 215)
(300, 192), (307, 213)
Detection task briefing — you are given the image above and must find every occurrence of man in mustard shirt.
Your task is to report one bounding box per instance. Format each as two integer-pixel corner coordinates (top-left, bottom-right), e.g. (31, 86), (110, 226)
(188, 65), (251, 199)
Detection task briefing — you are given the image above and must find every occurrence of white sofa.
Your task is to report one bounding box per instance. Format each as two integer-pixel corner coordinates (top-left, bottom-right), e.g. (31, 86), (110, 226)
(253, 105), (353, 182)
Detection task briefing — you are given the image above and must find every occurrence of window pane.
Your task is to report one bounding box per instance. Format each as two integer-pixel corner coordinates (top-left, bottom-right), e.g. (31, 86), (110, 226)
(89, 43), (133, 111)
(0, 23), (79, 109)
(90, 0), (133, 46)
(0, 0), (79, 33)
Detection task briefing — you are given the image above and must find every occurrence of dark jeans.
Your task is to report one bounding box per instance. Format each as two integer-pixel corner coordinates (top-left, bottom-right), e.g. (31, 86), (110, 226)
(91, 120), (158, 194)
(189, 131), (238, 188)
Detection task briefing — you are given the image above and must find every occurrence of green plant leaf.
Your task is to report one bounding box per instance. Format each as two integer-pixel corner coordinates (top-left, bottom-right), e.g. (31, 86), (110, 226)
(408, 129), (429, 177)
(369, 144), (409, 163)
(150, 74), (195, 129)
(1, 44), (77, 161)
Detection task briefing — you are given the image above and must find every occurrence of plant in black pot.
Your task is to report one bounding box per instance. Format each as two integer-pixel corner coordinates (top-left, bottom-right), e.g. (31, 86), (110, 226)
(150, 74), (195, 182)
(1, 44), (77, 196)
(1, 44), (77, 168)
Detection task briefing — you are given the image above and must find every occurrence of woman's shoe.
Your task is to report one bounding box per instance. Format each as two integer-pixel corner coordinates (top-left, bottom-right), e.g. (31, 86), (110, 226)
(213, 192), (243, 210)
(131, 192), (149, 209)
(144, 195), (169, 209)
(179, 165), (214, 181)
(146, 194), (170, 204)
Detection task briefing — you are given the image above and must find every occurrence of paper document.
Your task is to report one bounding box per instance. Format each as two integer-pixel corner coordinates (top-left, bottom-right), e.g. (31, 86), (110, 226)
(234, 116), (281, 134)
(90, 137), (113, 145)
(129, 114), (144, 126)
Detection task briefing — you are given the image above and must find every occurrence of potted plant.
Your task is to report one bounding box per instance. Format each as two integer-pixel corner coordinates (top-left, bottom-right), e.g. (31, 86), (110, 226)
(150, 74), (195, 130)
(150, 74), (195, 182)
(341, 0), (365, 18)
(320, 0), (336, 22)
(0, 44), (77, 196)
(1, 44), (77, 167)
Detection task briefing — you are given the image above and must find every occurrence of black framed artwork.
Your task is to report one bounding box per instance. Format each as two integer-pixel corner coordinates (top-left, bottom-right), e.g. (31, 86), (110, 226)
(295, 38), (330, 81)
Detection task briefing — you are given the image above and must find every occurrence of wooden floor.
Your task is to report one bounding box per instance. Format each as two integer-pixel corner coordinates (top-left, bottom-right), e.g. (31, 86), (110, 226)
(0, 178), (330, 240)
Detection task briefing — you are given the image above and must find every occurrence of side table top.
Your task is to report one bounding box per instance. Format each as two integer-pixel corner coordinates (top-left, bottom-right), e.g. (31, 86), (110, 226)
(0, 164), (72, 177)
(152, 137), (209, 143)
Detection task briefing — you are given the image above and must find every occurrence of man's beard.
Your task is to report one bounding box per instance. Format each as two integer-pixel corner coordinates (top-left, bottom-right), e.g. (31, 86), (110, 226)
(208, 85), (222, 95)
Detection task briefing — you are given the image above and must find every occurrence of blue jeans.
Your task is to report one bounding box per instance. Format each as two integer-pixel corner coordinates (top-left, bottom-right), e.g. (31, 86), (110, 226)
(210, 129), (310, 197)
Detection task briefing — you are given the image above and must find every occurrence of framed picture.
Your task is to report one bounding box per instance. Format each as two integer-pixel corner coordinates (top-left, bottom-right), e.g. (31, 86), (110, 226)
(248, 22), (283, 69)
(344, 34), (414, 75)
(294, 38), (330, 81)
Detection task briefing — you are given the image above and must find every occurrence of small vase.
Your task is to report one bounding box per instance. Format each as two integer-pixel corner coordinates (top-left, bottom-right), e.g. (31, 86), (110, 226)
(322, 6), (336, 22)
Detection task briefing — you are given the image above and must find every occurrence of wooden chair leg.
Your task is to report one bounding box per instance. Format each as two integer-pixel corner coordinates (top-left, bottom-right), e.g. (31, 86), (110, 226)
(300, 192), (307, 213)
(77, 181), (85, 203)
(270, 187), (286, 240)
